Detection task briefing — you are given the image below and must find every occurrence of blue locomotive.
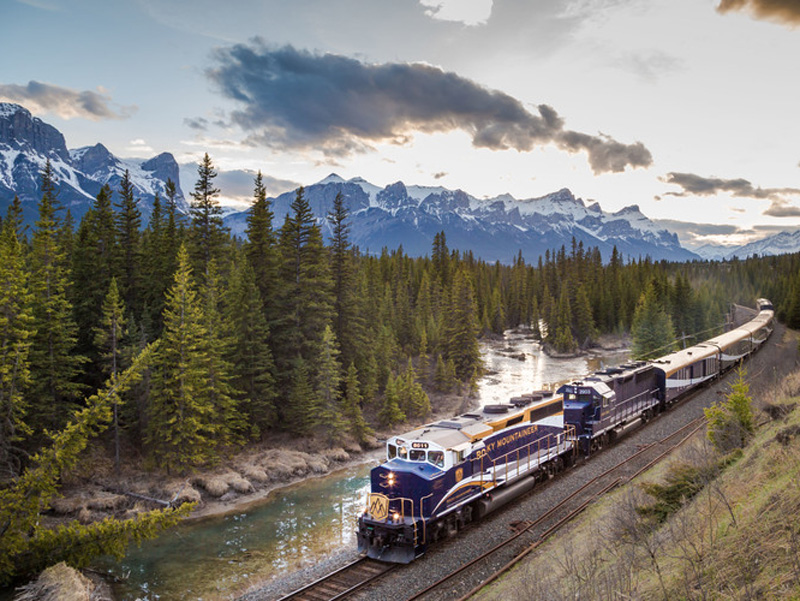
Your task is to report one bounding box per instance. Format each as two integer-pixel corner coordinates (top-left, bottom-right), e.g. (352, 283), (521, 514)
(357, 301), (774, 563)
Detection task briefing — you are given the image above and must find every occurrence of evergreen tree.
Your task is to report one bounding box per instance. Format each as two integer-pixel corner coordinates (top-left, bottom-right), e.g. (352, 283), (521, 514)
(189, 153), (228, 276)
(244, 171), (278, 325)
(0, 220), (34, 478)
(27, 162), (85, 435)
(329, 191), (366, 372)
(284, 358), (317, 436)
(146, 246), (218, 472)
(442, 269), (482, 381)
(705, 368), (754, 452)
(378, 374), (405, 427)
(0, 342), (194, 586)
(315, 325), (346, 442)
(226, 255), (277, 439)
(199, 260), (243, 448)
(72, 185), (117, 363)
(631, 281), (676, 360)
(141, 193), (172, 334)
(342, 363), (373, 445)
(274, 187), (334, 373)
(93, 278), (126, 473)
(115, 170), (142, 315)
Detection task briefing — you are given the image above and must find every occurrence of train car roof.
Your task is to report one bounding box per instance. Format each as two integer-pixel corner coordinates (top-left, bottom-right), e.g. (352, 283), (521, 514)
(650, 343), (718, 376)
(703, 327), (751, 349)
(392, 393), (563, 450)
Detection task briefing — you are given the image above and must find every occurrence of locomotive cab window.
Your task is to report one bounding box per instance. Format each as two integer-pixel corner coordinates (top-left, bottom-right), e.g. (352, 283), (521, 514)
(398, 446), (407, 460)
(428, 450), (445, 468)
(409, 449), (426, 461)
(388, 444), (397, 460)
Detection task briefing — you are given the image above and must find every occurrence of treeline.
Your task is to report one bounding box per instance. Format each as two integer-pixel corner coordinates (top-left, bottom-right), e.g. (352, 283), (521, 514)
(0, 154), (787, 476)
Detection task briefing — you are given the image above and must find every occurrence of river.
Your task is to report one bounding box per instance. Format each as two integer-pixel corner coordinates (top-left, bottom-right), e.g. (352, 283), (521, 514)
(97, 331), (628, 600)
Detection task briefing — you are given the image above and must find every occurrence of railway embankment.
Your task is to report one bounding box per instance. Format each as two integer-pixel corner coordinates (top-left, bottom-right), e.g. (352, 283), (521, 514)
(468, 324), (800, 601)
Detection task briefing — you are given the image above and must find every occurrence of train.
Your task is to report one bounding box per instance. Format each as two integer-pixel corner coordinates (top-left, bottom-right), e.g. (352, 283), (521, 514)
(356, 299), (774, 564)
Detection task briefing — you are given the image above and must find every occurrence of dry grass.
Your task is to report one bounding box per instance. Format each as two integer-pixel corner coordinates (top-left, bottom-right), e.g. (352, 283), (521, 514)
(86, 492), (128, 511)
(472, 367), (800, 601)
(239, 463), (270, 483)
(192, 475), (230, 498)
(227, 473), (254, 494)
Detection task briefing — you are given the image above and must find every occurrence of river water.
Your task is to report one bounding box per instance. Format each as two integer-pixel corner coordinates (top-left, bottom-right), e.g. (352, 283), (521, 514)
(98, 332), (628, 600)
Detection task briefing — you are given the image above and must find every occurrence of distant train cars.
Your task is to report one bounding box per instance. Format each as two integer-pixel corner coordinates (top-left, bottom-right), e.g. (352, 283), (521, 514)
(357, 301), (774, 563)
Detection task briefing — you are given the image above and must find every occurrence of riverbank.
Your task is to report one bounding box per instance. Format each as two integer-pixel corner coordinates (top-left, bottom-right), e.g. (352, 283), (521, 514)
(47, 385), (477, 529)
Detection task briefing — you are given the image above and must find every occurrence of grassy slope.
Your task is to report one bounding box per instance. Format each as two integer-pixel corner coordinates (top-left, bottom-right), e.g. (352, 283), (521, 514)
(472, 356), (800, 600)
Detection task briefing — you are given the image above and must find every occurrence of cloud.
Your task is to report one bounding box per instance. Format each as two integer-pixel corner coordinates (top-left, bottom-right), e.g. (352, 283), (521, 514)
(0, 80), (134, 120)
(662, 171), (800, 218)
(206, 42), (653, 173)
(418, 0), (494, 26)
(184, 116), (209, 131)
(717, 0), (800, 26)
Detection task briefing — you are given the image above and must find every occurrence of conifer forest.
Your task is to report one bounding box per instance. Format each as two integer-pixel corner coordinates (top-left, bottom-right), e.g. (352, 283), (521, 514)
(1, 155), (798, 583)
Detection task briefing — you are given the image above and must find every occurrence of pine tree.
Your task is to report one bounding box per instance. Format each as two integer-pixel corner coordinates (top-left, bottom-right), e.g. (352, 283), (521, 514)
(631, 281), (676, 360)
(442, 269), (482, 381)
(378, 374), (405, 427)
(315, 325), (346, 442)
(199, 260), (243, 448)
(284, 358), (317, 436)
(189, 153), (228, 276)
(705, 368), (754, 452)
(141, 193), (172, 334)
(329, 191), (366, 372)
(0, 219), (34, 478)
(244, 171), (278, 325)
(226, 254), (277, 439)
(146, 245), (218, 472)
(72, 185), (118, 363)
(274, 187), (334, 373)
(342, 363), (373, 445)
(0, 342), (194, 586)
(27, 162), (86, 435)
(115, 170), (142, 315)
(93, 278), (126, 473)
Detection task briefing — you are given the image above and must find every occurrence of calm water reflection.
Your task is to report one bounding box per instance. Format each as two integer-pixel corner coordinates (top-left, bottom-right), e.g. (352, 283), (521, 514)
(98, 330), (628, 600)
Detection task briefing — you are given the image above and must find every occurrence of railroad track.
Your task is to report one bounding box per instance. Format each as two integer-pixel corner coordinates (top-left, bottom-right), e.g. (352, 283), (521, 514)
(275, 558), (396, 601)
(407, 415), (707, 601)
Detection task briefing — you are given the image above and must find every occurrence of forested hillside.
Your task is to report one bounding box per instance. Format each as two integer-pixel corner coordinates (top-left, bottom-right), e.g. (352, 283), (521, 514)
(1, 155), (796, 480)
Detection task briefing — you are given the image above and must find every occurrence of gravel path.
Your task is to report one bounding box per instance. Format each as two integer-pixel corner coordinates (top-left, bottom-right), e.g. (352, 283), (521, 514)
(239, 323), (797, 601)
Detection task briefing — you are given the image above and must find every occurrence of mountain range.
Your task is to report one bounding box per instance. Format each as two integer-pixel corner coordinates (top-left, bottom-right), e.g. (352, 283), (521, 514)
(223, 174), (699, 263)
(1, 101), (795, 264)
(0, 102), (186, 226)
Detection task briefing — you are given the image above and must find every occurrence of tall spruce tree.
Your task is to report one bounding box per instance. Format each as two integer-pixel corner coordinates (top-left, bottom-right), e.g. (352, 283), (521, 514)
(189, 153), (227, 276)
(275, 187), (334, 372)
(93, 278), (126, 473)
(146, 245), (218, 472)
(27, 161), (85, 435)
(631, 281), (676, 360)
(226, 254), (277, 439)
(342, 363), (373, 445)
(244, 171), (278, 325)
(115, 170), (142, 316)
(315, 325), (346, 443)
(442, 268), (482, 381)
(0, 219), (34, 478)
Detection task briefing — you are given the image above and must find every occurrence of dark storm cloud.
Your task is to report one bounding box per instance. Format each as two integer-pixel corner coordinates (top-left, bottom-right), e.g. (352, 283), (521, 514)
(206, 42), (653, 173)
(663, 172), (800, 217)
(0, 81), (134, 120)
(717, 0), (800, 26)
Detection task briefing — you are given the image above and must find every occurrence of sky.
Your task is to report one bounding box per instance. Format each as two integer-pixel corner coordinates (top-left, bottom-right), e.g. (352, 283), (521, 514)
(1, 0), (799, 249)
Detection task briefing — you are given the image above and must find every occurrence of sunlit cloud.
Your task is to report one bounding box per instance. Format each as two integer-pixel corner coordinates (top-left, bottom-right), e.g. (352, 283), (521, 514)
(418, 0), (494, 26)
(0, 80), (135, 120)
(717, 0), (800, 27)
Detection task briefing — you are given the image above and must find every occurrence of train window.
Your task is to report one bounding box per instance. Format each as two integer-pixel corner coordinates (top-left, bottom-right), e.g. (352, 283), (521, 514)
(428, 451), (445, 468)
(507, 415), (523, 427)
(398, 446), (408, 460)
(388, 444), (397, 459)
(409, 449), (426, 461)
